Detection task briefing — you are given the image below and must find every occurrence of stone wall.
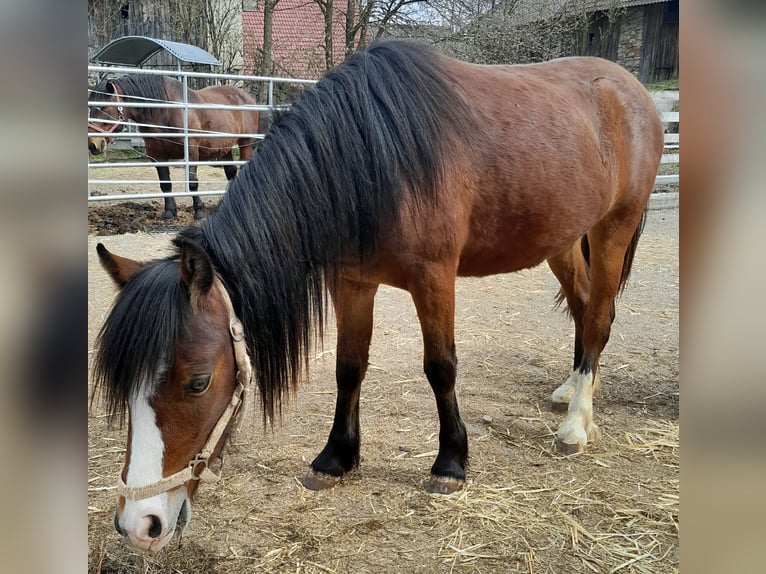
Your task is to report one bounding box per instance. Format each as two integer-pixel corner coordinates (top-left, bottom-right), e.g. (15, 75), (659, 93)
(617, 7), (644, 77)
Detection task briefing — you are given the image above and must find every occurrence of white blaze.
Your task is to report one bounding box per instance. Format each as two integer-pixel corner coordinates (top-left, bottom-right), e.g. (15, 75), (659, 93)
(120, 382), (171, 551)
(126, 385), (165, 489)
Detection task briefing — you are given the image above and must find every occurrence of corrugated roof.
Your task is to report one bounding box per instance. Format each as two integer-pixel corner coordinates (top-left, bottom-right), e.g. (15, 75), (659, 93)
(570, 0), (672, 12)
(621, 0), (671, 6)
(495, 0), (672, 26)
(89, 36), (221, 67)
(242, 1), (348, 79)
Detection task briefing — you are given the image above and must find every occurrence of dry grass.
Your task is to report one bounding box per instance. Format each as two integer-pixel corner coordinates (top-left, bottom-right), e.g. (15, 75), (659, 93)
(88, 419), (678, 573)
(88, 209), (678, 573)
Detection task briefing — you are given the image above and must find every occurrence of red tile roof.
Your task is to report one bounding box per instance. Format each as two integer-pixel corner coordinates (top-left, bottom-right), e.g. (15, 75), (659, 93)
(243, 1), (350, 79)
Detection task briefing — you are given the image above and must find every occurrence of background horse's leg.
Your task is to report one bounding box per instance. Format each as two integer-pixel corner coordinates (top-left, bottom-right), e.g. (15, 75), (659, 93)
(189, 166), (206, 220)
(155, 164), (176, 220)
(409, 264), (467, 494)
(237, 138), (255, 163)
(223, 150), (238, 181)
(547, 240), (592, 412)
(554, 210), (646, 454)
(304, 278), (378, 490)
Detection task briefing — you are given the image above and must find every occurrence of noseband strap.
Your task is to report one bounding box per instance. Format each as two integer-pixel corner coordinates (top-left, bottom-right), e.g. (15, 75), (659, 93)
(117, 276), (253, 501)
(88, 95), (125, 143)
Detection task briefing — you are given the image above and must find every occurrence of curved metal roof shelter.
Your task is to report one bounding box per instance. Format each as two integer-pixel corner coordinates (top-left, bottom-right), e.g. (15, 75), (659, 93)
(89, 36), (221, 68)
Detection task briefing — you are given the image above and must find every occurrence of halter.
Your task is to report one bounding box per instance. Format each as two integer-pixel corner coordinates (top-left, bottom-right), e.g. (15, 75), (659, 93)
(88, 90), (125, 143)
(117, 276), (253, 501)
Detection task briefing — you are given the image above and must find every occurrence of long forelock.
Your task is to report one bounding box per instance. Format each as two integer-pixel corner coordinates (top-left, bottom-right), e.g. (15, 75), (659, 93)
(93, 259), (189, 425)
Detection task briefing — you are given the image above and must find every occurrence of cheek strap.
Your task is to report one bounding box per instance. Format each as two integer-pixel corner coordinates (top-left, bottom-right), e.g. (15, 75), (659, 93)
(117, 276), (252, 501)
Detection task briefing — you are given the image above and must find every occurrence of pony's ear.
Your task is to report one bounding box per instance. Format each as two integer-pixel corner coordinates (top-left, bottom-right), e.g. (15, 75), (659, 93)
(104, 81), (117, 95)
(97, 243), (143, 288)
(173, 235), (214, 309)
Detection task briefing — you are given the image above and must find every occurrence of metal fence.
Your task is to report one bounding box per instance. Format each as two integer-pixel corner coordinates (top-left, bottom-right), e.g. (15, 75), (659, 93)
(87, 65), (317, 203)
(88, 69), (678, 205)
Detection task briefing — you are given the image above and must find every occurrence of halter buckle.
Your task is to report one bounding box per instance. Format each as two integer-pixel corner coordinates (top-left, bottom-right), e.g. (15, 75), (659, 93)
(229, 317), (245, 342)
(190, 456), (208, 480)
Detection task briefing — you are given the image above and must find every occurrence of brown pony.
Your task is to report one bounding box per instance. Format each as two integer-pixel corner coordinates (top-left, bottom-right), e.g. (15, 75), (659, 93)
(88, 74), (260, 220)
(93, 40), (663, 552)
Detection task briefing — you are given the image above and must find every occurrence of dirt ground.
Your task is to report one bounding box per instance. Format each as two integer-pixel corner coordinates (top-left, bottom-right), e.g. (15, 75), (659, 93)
(87, 198), (679, 573)
(88, 165), (230, 234)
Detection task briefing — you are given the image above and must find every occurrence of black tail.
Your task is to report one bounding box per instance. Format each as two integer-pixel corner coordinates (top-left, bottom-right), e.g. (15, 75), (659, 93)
(618, 207), (647, 295)
(553, 234), (590, 310)
(554, 207), (646, 308)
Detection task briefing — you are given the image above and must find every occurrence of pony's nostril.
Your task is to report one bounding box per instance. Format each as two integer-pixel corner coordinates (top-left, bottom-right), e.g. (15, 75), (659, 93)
(113, 512), (127, 536)
(147, 514), (162, 539)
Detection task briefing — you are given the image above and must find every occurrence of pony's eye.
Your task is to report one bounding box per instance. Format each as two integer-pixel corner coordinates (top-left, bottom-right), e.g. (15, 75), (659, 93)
(186, 375), (211, 395)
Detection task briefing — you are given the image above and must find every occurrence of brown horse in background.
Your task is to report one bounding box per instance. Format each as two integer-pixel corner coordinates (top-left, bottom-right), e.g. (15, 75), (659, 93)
(93, 40), (663, 552)
(88, 74), (260, 220)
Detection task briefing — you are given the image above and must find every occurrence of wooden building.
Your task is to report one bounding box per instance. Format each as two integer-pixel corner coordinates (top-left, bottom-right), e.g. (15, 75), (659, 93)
(582, 0), (678, 82)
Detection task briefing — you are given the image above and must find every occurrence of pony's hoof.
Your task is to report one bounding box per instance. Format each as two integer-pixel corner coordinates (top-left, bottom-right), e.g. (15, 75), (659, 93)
(161, 210), (176, 220)
(550, 401), (569, 413)
(193, 209), (207, 221)
(424, 475), (464, 495)
(555, 438), (585, 455)
(301, 469), (341, 491)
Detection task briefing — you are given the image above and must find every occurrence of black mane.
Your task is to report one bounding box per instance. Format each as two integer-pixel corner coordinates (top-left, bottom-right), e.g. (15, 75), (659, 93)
(94, 40), (474, 422)
(91, 74), (171, 126)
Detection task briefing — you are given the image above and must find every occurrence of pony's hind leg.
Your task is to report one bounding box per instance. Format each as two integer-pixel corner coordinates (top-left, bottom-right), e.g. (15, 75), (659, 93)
(155, 164), (176, 220)
(303, 277), (378, 490)
(409, 263), (467, 494)
(554, 210), (646, 454)
(547, 238), (591, 413)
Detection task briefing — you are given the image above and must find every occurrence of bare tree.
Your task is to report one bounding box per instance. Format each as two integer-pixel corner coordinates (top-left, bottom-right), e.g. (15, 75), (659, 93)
(412, 0), (625, 65)
(255, 0), (281, 101)
(198, 0), (245, 73)
(345, 0), (376, 55)
(314, 0), (337, 71)
(339, 0), (429, 59)
(88, 0), (244, 75)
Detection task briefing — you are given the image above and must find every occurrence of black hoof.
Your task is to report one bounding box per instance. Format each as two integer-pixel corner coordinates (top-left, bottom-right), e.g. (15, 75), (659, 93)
(301, 468), (341, 491)
(161, 210), (176, 220)
(193, 208), (207, 221)
(554, 438), (585, 455)
(424, 475), (464, 494)
(550, 401), (569, 413)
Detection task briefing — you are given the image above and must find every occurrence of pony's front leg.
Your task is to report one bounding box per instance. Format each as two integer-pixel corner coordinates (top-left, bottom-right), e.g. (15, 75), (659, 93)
(303, 278), (378, 490)
(410, 264), (467, 494)
(155, 165), (176, 220)
(188, 166), (207, 220)
(222, 150), (238, 183)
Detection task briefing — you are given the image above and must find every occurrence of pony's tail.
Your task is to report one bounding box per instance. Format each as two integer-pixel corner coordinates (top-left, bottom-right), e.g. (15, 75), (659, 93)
(617, 207), (647, 296)
(553, 206), (645, 310)
(553, 234), (591, 311)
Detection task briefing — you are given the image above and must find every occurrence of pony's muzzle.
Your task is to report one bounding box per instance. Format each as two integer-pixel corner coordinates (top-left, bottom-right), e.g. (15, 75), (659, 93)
(88, 139), (105, 155)
(115, 505), (172, 552)
(114, 494), (191, 552)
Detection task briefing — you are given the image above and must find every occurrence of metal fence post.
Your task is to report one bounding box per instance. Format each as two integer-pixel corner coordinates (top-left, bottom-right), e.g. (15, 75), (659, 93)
(182, 72), (190, 193)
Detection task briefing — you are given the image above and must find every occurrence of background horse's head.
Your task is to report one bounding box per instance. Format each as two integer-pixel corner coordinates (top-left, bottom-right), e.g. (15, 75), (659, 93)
(94, 238), (247, 552)
(88, 80), (125, 154)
